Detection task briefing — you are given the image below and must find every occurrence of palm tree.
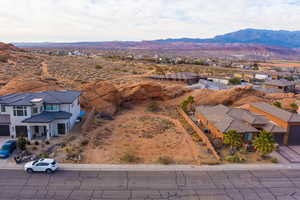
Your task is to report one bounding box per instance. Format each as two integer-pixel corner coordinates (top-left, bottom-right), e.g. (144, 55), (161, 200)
(253, 130), (275, 157)
(223, 130), (243, 151)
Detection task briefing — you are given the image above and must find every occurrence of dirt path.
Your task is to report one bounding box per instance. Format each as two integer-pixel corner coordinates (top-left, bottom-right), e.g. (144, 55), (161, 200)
(41, 61), (50, 78)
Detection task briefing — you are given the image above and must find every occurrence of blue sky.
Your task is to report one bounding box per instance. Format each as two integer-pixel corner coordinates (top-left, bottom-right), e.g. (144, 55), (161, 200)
(1, 0), (300, 42)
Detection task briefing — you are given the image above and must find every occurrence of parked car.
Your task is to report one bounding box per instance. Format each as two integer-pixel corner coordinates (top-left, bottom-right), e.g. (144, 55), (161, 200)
(0, 140), (16, 159)
(24, 158), (58, 173)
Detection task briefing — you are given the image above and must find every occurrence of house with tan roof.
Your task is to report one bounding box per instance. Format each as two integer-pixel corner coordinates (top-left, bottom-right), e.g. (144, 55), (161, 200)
(195, 104), (286, 144)
(248, 102), (300, 145)
(263, 79), (296, 93)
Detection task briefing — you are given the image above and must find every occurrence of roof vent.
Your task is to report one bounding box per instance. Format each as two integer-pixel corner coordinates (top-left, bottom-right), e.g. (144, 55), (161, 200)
(30, 98), (43, 103)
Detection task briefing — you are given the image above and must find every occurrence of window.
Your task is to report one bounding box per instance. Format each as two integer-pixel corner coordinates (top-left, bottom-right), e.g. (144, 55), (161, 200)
(32, 107), (38, 114)
(44, 105), (59, 112)
(13, 106), (27, 116)
(36, 162), (49, 166)
(1, 105), (5, 112)
(244, 133), (253, 141)
(40, 106), (44, 112)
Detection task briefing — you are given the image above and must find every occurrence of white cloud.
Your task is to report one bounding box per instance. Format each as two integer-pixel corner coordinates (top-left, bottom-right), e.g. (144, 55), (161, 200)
(0, 0), (300, 42)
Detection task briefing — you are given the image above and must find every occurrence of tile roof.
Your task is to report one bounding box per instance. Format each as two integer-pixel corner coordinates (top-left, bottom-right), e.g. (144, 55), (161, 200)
(195, 104), (286, 134)
(250, 102), (300, 123)
(264, 79), (295, 87)
(22, 111), (72, 123)
(0, 90), (81, 106)
(262, 122), (286, 133)
(195, 105), (259, 134)
(149, 72), (206, 80)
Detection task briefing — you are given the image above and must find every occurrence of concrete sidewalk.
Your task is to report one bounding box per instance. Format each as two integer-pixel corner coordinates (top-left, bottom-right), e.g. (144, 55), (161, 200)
(2, 162), (300, 171)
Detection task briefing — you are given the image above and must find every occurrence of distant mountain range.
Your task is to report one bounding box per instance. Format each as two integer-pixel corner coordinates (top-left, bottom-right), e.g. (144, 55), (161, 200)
(15, 29), (300, 49)
(13, 29), (300, 60)
(155, 29), (300, 48)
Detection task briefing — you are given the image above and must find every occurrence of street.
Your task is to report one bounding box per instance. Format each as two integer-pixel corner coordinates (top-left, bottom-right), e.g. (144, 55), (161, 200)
(1, 169), (300, 200)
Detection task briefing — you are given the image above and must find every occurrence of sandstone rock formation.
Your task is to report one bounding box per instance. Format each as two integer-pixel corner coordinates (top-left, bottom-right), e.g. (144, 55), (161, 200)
(80, 81), (122, 115)
(193, 86), (266, 106)
(0, 76), (62, 96)
(118, 81), (189, 103)
(0, 42), (22, 52)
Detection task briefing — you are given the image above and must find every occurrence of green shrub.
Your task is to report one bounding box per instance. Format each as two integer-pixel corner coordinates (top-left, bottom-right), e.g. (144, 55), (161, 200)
(273, 102), (282, 108)
(147, 101), (161, 112)
(16, 137), (27, 151)
(229, 77), (241, 85)
(180, 96), (195, 113)
(223, 130), (243, 150)
(45, 141), (50, 145)
(26, 141), (31, 145)
(225, 154), (245, 163)
(32, 146), (38, 151)
(290, 103), (298, 110)
(0, 55), (9, 63)
(120, 151), (140, 163)
(40, 153), (49, 158)
(254, 130), (276, 157)
(34, 141), (39, 146)
(157, 156), (175, 165)
(270, 157), (278, 163)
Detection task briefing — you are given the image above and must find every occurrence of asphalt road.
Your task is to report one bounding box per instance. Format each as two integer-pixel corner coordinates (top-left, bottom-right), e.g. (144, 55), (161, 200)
(1, 169), (300, 200)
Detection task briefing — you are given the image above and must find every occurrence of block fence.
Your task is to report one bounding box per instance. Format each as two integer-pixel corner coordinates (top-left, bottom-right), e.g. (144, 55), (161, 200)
(177, 107), (221, 161)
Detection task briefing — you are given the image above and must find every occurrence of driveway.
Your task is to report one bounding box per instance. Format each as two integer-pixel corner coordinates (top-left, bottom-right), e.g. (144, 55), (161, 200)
(0, 136), (13, 164)
(278, 146), (300, 163)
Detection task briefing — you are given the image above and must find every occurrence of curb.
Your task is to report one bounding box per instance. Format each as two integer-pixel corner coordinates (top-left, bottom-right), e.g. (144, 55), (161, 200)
(1, 163), (300, 171)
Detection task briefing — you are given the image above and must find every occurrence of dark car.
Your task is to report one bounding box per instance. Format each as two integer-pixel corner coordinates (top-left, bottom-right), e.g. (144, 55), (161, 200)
(0, 140), (17, 159)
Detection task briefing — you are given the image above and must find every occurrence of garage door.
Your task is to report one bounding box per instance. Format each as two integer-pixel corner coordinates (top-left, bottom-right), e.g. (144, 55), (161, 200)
(288, 126), (300, 145)
(273, 133), (284, 145)
(0, 125), (10, 136)
(16, 126), (28, 137)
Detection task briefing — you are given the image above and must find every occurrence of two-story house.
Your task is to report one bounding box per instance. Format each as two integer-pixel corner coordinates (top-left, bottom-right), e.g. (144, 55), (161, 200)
(0, 90), (81, 140)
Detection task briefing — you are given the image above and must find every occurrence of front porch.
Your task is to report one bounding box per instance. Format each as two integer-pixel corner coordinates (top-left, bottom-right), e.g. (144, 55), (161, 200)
(19, 121), (68, 141)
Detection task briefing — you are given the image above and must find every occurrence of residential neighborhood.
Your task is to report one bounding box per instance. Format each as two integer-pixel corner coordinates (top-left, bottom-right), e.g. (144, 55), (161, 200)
(2, 1), (300, 199)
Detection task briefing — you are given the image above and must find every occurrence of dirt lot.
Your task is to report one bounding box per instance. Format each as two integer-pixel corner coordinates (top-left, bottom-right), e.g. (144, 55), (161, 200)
(81, 103), (217, 165)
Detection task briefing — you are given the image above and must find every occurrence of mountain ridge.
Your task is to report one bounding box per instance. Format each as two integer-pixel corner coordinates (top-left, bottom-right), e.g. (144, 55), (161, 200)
(155, 28), (300, 48)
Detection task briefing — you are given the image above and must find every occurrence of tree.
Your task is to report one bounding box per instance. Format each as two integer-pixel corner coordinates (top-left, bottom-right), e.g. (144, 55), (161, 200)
(284, 76), (294, 81)
(229, 77), (241, 85)
(273, 101), (282, 108)
(180, 96), (195, 113)
(223, 130), (243, 150)
(16, 137), (27, 151)
(290, 103), (298, 111)
(253, 130), (275, 157)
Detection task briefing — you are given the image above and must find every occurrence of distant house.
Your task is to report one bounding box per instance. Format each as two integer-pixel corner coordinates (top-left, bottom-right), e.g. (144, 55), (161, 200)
(207, 76), (230, 85)
(186, 80), (229, 90)
(263, 79), (296, 93)
(149, 72), (206, 85)
(248, 102), (300, 145)
(0, 91), (81, 140)
(195, 105), (286, 144)
(234, 72), (271, 83)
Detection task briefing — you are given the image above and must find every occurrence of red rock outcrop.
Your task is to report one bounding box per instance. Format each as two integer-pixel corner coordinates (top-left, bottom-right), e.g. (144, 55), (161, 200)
(80, 81), (122, 115)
